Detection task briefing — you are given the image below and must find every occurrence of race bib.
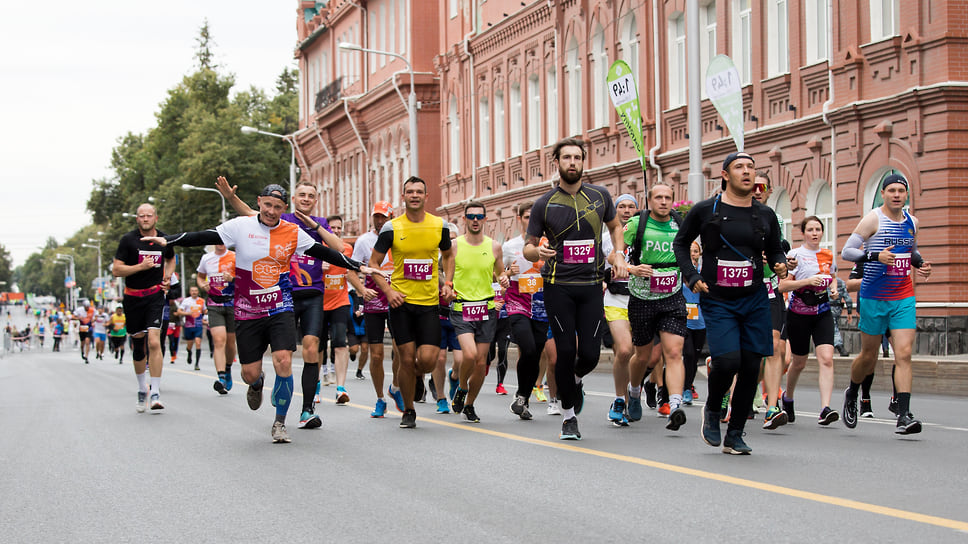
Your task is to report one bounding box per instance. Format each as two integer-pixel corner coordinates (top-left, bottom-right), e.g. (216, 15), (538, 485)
(888, 253), (911, 277)
(817, 274), (833, 289)
(649, 271), (679, 294)
(209, 273), (226, 290)
(686, 303), (699, 321)
(403, 259), (433, 281)
(461, 301), (489, 322)
(716, 259), (753, 288)
(518, 273), (543, 294)
(764, 277), (776, 299)
(249, 286), (282, 313)
(325, 274), (346, 290)
(138, 250), (163, 268)
(563, 239), (595, 264)
(79, 325), (90, 332)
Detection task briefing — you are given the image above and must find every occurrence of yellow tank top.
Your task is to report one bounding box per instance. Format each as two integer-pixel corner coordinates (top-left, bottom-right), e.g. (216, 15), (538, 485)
(389, 213), (445, 306)
(453, 235), (496, 311)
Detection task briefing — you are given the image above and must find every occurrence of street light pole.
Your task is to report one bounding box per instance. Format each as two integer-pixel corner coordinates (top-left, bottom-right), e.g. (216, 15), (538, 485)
(56, 253), (76, 311)
(181, 184), (227, 223)
(241, 126), (304, 212)
(338, 42), (418, 177)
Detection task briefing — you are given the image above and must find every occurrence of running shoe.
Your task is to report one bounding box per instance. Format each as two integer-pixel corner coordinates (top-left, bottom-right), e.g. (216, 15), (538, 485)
(495, 383), (508, 395)
(448, 370), (459, 400)
(298, 411), (322, 429)
(781, 392), (796, 423)
(399, 408), (417, 428)
(336, 386), (350, 405)
(321, 373), (331, 386)
(644, 381), (657, 409)
(575, 380), (585, 415)
(149, 393), (164, 411)
(371, 398), (387, 418)
(356, 368), (366, 380)
(888, 396), (898, 416)
(626, 386), (643, 422)
(818, 406), (840, 426)
(722, 430), (752, 455)
(895, 413), (922, 435)
(388, 387), (406, 413)
(658, 402), (671, 417)
(224, 368), (233, 391)
(194, 363), (200, 371)
(510, 396), (532, 420)
(247, 376), (264, 411)
(860, 398), (874, 418)
(608, 398), (629, 427)
(452, 388), (467, 414)
(762, 406), (788, 430)
(213, 379), (228, 395)
(690, 386), (700, 401)
(559, 417), (581, 440)
(666, 407), (687, 431)
(547, 399), (561, 416)
(462, 405), (481, 423)
(328, 372), (337, 386)
(533, 386), (548, 403)
(683, 388), (694, 405)
(136, 391), (147, 413)
(701, 409), (721, 447)
(436, 398), (450, 414)
(842, 388), (858, 429)
(271, 421), (292, 443)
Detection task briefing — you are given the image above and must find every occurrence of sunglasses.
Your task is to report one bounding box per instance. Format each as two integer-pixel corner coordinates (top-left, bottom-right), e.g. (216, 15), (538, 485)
(465, 213), (485, 220)
(753, 183), (769, 192)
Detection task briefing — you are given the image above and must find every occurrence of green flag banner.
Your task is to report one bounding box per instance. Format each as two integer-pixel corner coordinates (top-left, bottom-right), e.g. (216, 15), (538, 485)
(705, 54), (744, 152)
(607, 60), (647, 170)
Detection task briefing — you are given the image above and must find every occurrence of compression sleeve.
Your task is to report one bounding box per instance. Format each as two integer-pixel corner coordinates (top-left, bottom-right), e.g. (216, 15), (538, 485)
(439, 227), (452, 251)
(763, 208), (786, 272)
(304, 243), (363, 272)
(841, 233), (866, 262)
(164, 230), (223, 247)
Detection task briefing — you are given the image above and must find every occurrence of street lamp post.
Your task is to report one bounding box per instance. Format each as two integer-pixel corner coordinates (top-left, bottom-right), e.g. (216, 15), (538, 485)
(181, 184), (227, 223)
(55, 253), (76, 311)
(338, 42), (418, 177)
(241, 126), (303, 212)
(81, 239), (103, 303)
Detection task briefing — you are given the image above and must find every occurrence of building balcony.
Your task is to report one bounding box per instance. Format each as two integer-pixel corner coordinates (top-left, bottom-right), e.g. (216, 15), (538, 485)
(315, 77), (344, 113)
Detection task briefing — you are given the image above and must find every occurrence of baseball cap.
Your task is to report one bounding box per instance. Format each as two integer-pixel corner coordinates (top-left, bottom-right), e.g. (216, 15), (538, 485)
(881, 173), (909, 190)
(259, 184), (289, 202)
(372, 201), (393, 217)
(721, 152), (755, 189)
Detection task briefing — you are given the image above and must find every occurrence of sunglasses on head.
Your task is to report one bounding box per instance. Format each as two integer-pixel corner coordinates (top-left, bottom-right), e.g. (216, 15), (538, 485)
(465, 213), (485, 220)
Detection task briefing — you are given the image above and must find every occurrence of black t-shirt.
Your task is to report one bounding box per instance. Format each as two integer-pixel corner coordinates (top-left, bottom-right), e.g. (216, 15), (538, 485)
(673, 196), (785, 301)
(114, 229), (175, 290)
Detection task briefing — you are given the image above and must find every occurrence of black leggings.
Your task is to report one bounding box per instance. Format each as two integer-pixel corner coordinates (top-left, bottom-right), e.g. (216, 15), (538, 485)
(706, 349), (763, 433)
(544, 283), (605, 410)
(509, 314), (549, 399)
(488, 317), (511, 384)
(683, 328), (706, 391)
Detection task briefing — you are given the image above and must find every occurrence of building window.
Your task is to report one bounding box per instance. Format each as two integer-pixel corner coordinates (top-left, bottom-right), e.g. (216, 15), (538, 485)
(528, 74), (541, 151)
(669, 13), (686, 107)
(806, 181), (834, 250)
(449, 94), (460, 174)
(700, 2), (716, 98)
(732, 0), (752, 85)
(379, 3), (387, 67)
(805, 0), (828, 64)
(369, 11), (377, 73)
(494, 89), (505, 162)
(591, 23), (608, 128)
(450, 0), (458, 19)
(621, 12), (639, 83)
(870, 0), (900, 42)
(479, 96), (490, 166)
(510, 82), (522, 157)
(566, 36), (582, 136)
(768, 188), (793, 242)
(388, 0), (396, 54)
(867, 169), (909, 210)
(768, 0), (789, 76)
(400, 0), (408, 54)
(546, 65), (557, 145)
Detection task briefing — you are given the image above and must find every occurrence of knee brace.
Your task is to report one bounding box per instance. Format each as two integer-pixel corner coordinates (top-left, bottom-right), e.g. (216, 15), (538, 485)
(132, 336), (147, 361)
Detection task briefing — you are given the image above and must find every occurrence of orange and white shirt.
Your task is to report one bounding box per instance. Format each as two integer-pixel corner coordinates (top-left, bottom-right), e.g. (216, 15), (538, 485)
(197, 249), (236, 307)
(178, 296), (206, 328)
(323, 241), (353, 311)
(216, 215), (316, 321)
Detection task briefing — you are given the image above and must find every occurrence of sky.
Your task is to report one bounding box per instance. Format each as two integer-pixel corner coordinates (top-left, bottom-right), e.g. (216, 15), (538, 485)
(0, 1), (299, 269)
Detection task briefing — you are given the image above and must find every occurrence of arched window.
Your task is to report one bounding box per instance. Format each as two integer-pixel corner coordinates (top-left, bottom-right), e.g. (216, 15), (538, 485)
(494, 89), (506, 162)
(768, 187), (793, 242)
(528, 74), (541, 151)
(545, 65), (557, 145)
(866, 168), (909, 211)
(449, 94), (460, 175)
(479, 96), (490, 166)
(566, 36), (582, 136)
(622, 12), (639, 83)
(590, 23), (608, 128)
(806, 180), (833, 249)
(510, 82), (522, 157)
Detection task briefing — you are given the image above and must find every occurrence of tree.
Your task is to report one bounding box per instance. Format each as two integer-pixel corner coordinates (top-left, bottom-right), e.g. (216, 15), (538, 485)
(0, 243), (12, 287)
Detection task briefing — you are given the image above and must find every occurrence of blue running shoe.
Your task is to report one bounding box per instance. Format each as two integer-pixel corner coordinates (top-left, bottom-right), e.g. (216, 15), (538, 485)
(626, 386), (643, 422)
(297, 410), (322, 429)
(436, 398), (450, 414)
(371, 398), (387, 418)
(683, 387), (694, 405)
(224, 368), (233, 391)
(608, 398), (629, 427)
(448, 370), (459, 400)
(388, 387), (406, 413)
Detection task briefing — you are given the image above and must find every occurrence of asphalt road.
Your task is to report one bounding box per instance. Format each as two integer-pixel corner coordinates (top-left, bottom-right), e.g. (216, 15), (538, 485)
(2, 314), (968, 542)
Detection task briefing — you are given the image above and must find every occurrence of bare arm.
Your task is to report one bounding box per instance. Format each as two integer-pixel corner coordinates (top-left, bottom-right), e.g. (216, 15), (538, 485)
(492, 240), (509, 289)
(111, 257), (153, 278)
(215, 176), (256, 217)
(606, 216), (628, 280)
(439, 245), (456, 302)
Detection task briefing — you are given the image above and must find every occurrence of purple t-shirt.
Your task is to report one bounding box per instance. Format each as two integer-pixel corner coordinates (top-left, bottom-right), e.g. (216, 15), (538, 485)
(282, 213), (332, 295)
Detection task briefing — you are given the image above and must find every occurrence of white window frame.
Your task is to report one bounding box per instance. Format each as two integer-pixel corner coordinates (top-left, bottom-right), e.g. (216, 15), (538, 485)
(767, 0), (790, 76)
(805, 0), (828, 64)
(669, 14), (686, 107)
(450, 0), (458, 20)
(566, 37), (582, 136)
(806, 180), (834, 250)
(591, 23), (608, 128)
(732, 0), (753, 85)
(700, 2), (716, 99)
(528, 74), (541, 151)
(510, 82), (522, 157)
(546, 65), (557, 145)
(449, 94), (460, 175)
(622, 13), (639, 83)
(494, 89), (506, 162)
(479, 96), (490, 166)
(870, 0), (900, 42)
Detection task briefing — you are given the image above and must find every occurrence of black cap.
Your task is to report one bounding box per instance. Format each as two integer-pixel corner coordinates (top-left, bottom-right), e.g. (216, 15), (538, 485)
(260, 184), (289, 202)
(881, 173), (908, 190)
(721, 152), (755, 189)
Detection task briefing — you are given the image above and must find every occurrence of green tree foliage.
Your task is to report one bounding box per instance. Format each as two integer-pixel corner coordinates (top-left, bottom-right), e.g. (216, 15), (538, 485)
(0, 243), (13, 287)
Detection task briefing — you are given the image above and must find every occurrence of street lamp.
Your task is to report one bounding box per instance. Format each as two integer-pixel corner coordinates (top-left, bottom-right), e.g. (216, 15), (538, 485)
(241, 126), (304, 212)
(55, 253), (76, 311)
(181, 183), (227, 223)
(82, 238), (104, 303)
(338, 42), (418, 177)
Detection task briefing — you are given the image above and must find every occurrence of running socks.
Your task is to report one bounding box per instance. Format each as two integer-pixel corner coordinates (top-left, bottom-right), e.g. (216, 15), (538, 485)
(150, 376), (161, 396)
(848, 380), (862, 396)
(862, 372), (874, 398)
(136, 372), (148, 393)
(896, 392), (911, 415)
(195, 349), (201, 364)
(561, 407), (576, 420)
(271, 375), (294, 422)
(301, 363), (319, 411)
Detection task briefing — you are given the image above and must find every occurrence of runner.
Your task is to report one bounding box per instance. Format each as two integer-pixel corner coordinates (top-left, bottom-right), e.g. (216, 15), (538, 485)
(445, 201), (508, 422)
(682, 241), (705, 404)
(779, 216), (839, 425)
(347, 287), (368, 380)
(432, 222), (461, 414)
(109, 306), (127, 364)
(841, 173), (931, 434)
(601, 194), (638, 426)
(91, 306), (108, 360)
(673, 152), (787, 454)
(143, 183), (384, 443)
(175, 286), (206, 370)
(625, 183), (690, 432)
(524, 137), (628, 440)
(352, 201), (402, 418)
(112, 203), (176, 412)
(196, 243), (237, 394)
(369, 177), (455, 429)
(320, 214), (356, 406)
(72, 301), (94, 363)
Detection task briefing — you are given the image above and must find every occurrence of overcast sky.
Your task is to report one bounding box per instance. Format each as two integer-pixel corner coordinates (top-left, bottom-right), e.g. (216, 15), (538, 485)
(0, 1), (298, 269)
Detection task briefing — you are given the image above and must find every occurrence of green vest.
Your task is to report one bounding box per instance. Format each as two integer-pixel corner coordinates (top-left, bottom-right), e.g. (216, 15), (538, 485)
(453, 235), (496, 310)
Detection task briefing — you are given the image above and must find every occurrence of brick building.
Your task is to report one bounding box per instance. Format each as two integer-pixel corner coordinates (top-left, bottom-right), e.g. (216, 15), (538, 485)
(294, 1), (968, 353)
